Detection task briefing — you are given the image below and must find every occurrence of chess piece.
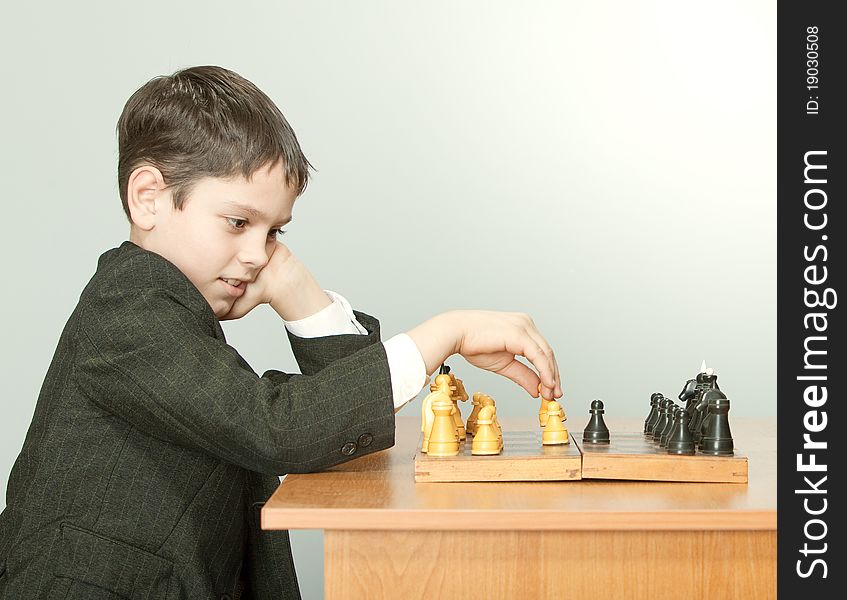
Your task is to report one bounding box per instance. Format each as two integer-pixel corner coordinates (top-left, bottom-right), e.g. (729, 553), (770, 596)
(666, 409), (695, 455)
(471, 406), (501, 455)
(538, 383), (552, 427)
(451, 402), (466, 439)
(542, 401), (569, 445)
(658, 400), (677, 448)
(678, 377), (698, 418)
(451, 378), (468, 436)
(678, 378), (697, 404)
(451, 373), (469, 402)
(698, 390), (734, 456)
(429, 373), (456, 395)
(695, 382), (722, 443)
(449, 374), (468, 438)
(478, 394), (503, 448)
(427, 395), (460, 457)
(466, 392), (483, 435)
(688, 371), (720, 439)
(582, 399), (610, 444)
(421, 374), (453, 453)
(651, 398), (672, 443)
(644, 393), (662, 437)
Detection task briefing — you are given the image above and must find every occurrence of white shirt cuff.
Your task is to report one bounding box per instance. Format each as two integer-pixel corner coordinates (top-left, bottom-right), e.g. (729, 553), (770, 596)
(382, 333), (428, 411)
(282, 290), (368, 338)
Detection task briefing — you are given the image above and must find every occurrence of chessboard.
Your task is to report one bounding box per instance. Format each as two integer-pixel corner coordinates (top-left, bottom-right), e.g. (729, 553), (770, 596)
(574, 433), (748, 483)
(414, 430), (583, 483)
(414, 429), (747, 484)
(415, 364), (747, 484)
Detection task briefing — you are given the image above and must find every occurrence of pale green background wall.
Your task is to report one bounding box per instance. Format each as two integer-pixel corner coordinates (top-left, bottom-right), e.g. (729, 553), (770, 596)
(0, 1), (775, 597)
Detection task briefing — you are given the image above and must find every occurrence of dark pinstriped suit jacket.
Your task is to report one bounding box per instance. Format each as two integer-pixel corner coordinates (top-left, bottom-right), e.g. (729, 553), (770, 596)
(0, 240), (395, 599)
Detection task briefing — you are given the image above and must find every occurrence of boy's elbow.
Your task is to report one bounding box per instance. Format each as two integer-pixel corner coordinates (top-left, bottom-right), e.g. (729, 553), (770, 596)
(257, 428), (395, 475)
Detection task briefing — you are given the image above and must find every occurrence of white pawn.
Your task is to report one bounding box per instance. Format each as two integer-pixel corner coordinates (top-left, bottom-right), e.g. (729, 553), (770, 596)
(471, 406), (501, 455)
(542, 401), (569, 445)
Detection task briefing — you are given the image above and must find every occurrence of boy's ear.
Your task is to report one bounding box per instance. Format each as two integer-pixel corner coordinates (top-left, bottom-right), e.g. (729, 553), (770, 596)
(127, 166), (168, 230)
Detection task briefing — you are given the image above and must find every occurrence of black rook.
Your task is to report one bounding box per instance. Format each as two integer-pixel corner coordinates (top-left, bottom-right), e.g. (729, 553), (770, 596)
(698, 390), (734, 456)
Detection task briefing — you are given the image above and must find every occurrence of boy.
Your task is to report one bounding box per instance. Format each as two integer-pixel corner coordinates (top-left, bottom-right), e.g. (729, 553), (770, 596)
(0, 66), (561, 599)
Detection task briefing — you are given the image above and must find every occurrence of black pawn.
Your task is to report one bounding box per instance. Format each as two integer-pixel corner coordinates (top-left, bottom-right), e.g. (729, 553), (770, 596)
(583, 399), (610, 444)
(644, 393), (662, 437)
(699, 390), (734, 456)
(647, 395), (667, 438)
(658, 402), (678, 448)
(666, 409), (695, 455)
(651, 398), (672, 443)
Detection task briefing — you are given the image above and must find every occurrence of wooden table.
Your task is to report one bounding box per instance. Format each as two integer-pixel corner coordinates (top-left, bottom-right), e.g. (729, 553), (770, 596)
(263, 417), (776, 599)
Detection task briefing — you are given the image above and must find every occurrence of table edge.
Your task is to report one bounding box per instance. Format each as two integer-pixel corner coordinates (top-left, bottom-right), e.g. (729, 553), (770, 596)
(262, 508), (777, 531)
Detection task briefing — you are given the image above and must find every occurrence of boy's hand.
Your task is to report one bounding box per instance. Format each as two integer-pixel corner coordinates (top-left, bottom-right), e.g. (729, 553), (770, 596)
(219, 242), (331, 321)
(406, 311), (562, 400)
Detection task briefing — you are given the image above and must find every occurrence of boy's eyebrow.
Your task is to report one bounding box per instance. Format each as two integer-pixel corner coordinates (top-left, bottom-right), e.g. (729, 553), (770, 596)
(223, 201), (292, 225)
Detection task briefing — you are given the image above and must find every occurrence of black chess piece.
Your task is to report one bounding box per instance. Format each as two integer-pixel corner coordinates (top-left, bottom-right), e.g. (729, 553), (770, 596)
(678, 378), (698, 418)
(658, 401), (678, 448)
(666, 409), (695, 455)
(678, 378), (697, 404)
(686, 372), (709, 432)
(689, 372), (720, 440)
(583, 399), (610, 444)
(698, 390), (734, 456)
(651, 398), (672, 444)
(644, 393), (662, 437)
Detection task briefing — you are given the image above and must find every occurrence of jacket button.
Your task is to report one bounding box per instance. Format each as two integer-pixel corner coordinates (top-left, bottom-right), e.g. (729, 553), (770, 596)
(341, 442), (357, 456)
(357, 433), (373, 447)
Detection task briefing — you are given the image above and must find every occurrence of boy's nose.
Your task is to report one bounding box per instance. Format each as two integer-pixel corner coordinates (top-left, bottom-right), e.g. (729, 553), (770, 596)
(238, 238), (271, 269)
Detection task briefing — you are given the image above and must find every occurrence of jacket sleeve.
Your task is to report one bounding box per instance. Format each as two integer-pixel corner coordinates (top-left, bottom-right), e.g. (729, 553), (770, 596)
(73, 284), (395, 476)
(284, 309), (381, 376)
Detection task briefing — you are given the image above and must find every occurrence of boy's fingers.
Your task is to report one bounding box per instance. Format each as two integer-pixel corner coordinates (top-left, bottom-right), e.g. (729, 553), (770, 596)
(523, 327), (560, 393)
(509, 335), (555, 395)
(496, 359), (542, 396)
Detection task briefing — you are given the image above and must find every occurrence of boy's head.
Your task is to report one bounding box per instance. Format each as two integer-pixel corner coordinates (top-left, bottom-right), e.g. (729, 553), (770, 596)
(117, 65), (312, 318)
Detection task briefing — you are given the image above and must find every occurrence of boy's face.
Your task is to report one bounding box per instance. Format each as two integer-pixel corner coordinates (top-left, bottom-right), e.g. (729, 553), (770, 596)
(129, 160), (296, 318)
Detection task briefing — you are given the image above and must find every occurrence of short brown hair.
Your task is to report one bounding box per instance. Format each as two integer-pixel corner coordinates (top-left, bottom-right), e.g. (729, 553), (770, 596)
(116, 65), (313, 222)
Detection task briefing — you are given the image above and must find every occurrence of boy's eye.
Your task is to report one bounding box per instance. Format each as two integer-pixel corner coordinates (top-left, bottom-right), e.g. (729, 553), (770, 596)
(226, 217), (247, 230)
(227, 217), (287, 238)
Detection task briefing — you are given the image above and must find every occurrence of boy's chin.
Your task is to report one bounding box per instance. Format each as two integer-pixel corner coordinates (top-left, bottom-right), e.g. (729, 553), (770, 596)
(216, 302), (235, 319)
(206, 296), (234, 319)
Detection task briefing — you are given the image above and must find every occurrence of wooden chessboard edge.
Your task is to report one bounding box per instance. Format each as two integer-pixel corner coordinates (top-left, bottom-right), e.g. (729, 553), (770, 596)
(573, 434), (748, 461)
(414, 470), (583, 483)
(413, 432), (583, 482)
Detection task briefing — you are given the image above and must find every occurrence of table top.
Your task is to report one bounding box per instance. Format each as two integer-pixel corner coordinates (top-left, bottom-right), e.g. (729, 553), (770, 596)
(262, 416), (776, 531)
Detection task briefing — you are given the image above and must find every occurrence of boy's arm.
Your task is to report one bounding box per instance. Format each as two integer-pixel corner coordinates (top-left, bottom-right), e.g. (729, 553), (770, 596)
(279, 290), (429, 411)
(246, 243), (561, 401)
(280, 289), (372, 375)
(74, 277), (395, 476)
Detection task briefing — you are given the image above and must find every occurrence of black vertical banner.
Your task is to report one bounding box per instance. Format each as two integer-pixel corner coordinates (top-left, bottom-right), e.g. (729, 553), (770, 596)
(778, 2), (844, 598)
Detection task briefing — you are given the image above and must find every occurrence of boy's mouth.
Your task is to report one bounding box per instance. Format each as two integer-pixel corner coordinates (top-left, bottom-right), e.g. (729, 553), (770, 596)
(219, 278), (247, 297)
